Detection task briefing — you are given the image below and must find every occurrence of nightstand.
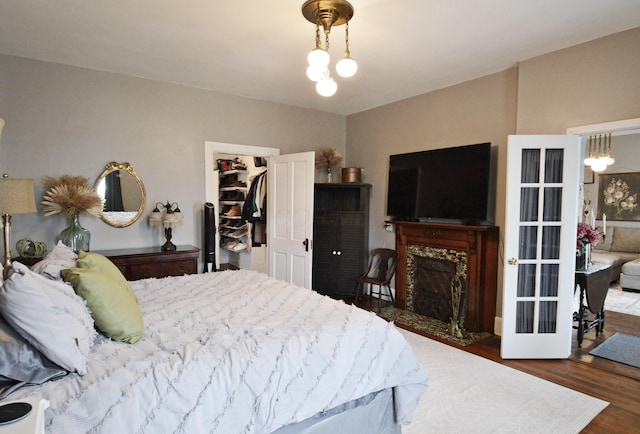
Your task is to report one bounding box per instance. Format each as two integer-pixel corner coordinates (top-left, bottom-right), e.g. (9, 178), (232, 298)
(95, 245), (200, 280)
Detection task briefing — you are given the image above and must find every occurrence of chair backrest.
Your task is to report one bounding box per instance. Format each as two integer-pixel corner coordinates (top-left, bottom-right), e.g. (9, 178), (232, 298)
(364, 248), (399, 284)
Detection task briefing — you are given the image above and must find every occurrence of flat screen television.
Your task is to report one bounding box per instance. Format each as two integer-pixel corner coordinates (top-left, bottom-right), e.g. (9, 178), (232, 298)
(386, 142), (492, 225)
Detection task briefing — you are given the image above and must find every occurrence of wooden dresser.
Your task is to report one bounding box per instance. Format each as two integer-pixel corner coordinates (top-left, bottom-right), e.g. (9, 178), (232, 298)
(95, 245), (200, 280)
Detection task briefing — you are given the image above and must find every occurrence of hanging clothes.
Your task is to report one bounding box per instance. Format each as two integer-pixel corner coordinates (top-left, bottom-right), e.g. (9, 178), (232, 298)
(242, 170), (267, 246)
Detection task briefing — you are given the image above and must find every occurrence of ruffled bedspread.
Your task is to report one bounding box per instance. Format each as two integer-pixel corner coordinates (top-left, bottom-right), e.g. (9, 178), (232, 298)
(9, 270), (428, 433)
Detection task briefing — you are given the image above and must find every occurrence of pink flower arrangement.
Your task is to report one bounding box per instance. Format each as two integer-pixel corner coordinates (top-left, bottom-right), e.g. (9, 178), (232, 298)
(576, 222), (602, 247)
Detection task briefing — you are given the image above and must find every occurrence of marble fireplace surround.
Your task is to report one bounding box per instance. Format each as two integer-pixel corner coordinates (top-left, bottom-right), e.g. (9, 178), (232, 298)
(406, 244), (468, 338)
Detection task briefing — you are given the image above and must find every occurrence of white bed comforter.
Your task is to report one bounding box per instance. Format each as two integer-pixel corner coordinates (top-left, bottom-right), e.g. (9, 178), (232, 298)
(10, 270), (428, 433)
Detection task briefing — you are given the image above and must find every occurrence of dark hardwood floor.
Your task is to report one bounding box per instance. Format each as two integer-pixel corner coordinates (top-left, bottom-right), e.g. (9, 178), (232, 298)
(396, 310), (640, 433)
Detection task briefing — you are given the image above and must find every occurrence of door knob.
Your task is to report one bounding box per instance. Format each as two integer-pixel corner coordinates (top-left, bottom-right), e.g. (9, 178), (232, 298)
(508, 257), (518, 265)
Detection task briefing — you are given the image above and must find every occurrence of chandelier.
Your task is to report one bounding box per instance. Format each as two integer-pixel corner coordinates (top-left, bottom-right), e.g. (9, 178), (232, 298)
(302, 0), (357, 97)
(584, 133), (615, 172)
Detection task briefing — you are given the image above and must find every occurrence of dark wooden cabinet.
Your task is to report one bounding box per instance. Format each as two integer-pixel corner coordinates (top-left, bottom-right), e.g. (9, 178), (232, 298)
(312, 183), (370, 299)
(95, 245), (200, 280)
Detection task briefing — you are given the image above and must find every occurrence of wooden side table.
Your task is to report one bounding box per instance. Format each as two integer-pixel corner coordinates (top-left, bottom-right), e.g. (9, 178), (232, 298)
(574, 263), (612, 347)
(95, 245), (200, 281)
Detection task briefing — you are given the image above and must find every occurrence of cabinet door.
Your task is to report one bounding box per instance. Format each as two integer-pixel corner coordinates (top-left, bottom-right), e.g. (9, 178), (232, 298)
(312, 212), (366, 298)
(312, 212), (339, 294)
(334, 212), (366, 295)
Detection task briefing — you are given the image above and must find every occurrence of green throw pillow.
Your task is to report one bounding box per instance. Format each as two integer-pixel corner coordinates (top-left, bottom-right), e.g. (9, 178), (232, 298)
(77, 251), (138, 303)
(61, 268), (144, 344)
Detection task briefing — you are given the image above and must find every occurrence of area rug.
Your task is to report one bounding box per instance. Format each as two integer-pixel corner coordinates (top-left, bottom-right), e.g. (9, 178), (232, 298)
(399, 329), (609, 434)
(589, 332), (640, 368)
(604, 287), (640, 316)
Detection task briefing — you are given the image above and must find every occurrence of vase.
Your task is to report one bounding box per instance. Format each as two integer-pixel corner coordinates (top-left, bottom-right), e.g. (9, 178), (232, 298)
(60, 214), (91, 253)
(576, 242), (591, 271)
(327, 167), (333, 183)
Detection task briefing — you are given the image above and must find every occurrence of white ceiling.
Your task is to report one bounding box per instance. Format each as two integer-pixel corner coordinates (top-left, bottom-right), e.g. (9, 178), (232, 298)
(1, 1), (640, 115)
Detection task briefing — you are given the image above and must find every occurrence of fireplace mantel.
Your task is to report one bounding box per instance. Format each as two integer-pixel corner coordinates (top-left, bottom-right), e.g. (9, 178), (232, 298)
(394, 221), (499, 333)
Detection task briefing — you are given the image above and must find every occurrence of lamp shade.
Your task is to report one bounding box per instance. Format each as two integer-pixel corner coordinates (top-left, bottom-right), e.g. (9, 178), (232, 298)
(0, 177), (37, 215)
(148, 210), (163, 227)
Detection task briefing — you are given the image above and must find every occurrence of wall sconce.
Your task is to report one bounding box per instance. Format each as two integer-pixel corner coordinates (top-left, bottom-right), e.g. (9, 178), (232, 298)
(584, 133), (615, 173)
(0, 174), (37, 278)
(149, 200), (184, 251)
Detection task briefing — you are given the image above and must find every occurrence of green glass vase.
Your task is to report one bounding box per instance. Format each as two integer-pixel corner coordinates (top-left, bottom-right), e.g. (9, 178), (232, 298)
(60, 214), (91, 253)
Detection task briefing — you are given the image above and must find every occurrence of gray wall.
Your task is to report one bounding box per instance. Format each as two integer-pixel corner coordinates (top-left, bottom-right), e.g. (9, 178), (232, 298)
(346, 26), (640, 328)
(0, 55), (346, 252)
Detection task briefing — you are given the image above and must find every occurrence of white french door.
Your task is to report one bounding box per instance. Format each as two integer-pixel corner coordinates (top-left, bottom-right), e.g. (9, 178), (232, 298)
(267, 152), (315, 288)
(501, 135), (580, 359)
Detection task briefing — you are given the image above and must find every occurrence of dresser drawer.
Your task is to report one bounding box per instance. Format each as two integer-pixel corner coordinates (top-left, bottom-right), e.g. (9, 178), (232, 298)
(96, 245), (200, 281)
(398, 224), (473, 250)
(126, 259), (197, 280)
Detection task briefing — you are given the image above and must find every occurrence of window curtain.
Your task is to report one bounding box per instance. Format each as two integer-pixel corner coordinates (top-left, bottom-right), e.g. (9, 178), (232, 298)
(104, 171), (124, 212)
(516, 149), (564, 334)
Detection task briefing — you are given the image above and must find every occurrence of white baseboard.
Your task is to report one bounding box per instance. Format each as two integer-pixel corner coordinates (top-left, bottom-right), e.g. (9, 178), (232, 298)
(494, 316), (502, 336)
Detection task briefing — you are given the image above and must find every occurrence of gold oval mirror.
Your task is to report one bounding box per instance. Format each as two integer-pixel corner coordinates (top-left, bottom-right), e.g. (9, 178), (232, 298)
(95, 162), (146, 228)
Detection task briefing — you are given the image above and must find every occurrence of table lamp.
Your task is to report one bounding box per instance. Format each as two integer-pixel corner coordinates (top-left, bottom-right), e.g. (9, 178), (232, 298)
(149, 200), (184, 251)
(0, 174), (37, 279)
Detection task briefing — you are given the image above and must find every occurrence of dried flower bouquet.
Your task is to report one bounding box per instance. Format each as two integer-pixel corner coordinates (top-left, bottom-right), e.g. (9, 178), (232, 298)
(42, 175), (103, 217)
(315, 147), (343, 169)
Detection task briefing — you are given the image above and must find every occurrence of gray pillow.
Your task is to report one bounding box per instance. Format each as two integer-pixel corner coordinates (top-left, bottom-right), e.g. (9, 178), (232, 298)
(0, 262), (96, 375)
(611, 227), (640, 253)
(30, 241), (78, 281)
(0, 315), (67, 399)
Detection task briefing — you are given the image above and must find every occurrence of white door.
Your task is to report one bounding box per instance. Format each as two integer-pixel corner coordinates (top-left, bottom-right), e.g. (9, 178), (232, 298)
(501, 135), (580, 359)
(268, 152), (315, 288)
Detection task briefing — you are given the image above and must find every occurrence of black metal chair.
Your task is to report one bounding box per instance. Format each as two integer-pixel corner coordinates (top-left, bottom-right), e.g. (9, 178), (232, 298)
(354, 248), (399, 312)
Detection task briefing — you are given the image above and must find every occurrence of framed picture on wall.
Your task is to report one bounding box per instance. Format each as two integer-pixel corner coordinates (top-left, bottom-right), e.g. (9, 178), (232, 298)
(596, 172), (640, 221)
(583, 166), (594, 184)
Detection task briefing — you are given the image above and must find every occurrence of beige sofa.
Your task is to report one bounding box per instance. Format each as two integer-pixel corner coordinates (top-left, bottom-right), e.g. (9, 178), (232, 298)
(592, 226), (640, 291)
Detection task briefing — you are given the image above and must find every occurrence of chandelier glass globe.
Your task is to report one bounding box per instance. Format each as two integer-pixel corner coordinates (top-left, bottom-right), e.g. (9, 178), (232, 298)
(307, 48), (330, 68)
(316, 77), (337, 97)
(306, 65), (327, 82)
(599, 155), (615, 166)
(336, 56), (357, 78)
(590, 160), (607, 172)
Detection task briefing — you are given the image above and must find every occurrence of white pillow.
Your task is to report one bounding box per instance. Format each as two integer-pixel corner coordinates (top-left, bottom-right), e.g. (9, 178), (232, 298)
(30, 241), (78, 281)
(0, 262), (95, 375)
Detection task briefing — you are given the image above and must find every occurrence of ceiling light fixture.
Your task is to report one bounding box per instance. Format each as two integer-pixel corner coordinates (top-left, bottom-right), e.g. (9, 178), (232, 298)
(584, 133), (615, 173)
(302, 0), (357, 97)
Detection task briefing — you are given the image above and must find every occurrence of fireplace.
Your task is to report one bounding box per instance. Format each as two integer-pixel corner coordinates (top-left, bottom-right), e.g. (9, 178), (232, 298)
(406, 245), (467, 337)
(393, 221), (499, 334)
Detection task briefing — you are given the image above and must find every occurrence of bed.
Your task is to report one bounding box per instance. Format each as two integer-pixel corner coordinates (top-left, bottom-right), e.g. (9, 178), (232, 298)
(0, 245), (428, 433)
